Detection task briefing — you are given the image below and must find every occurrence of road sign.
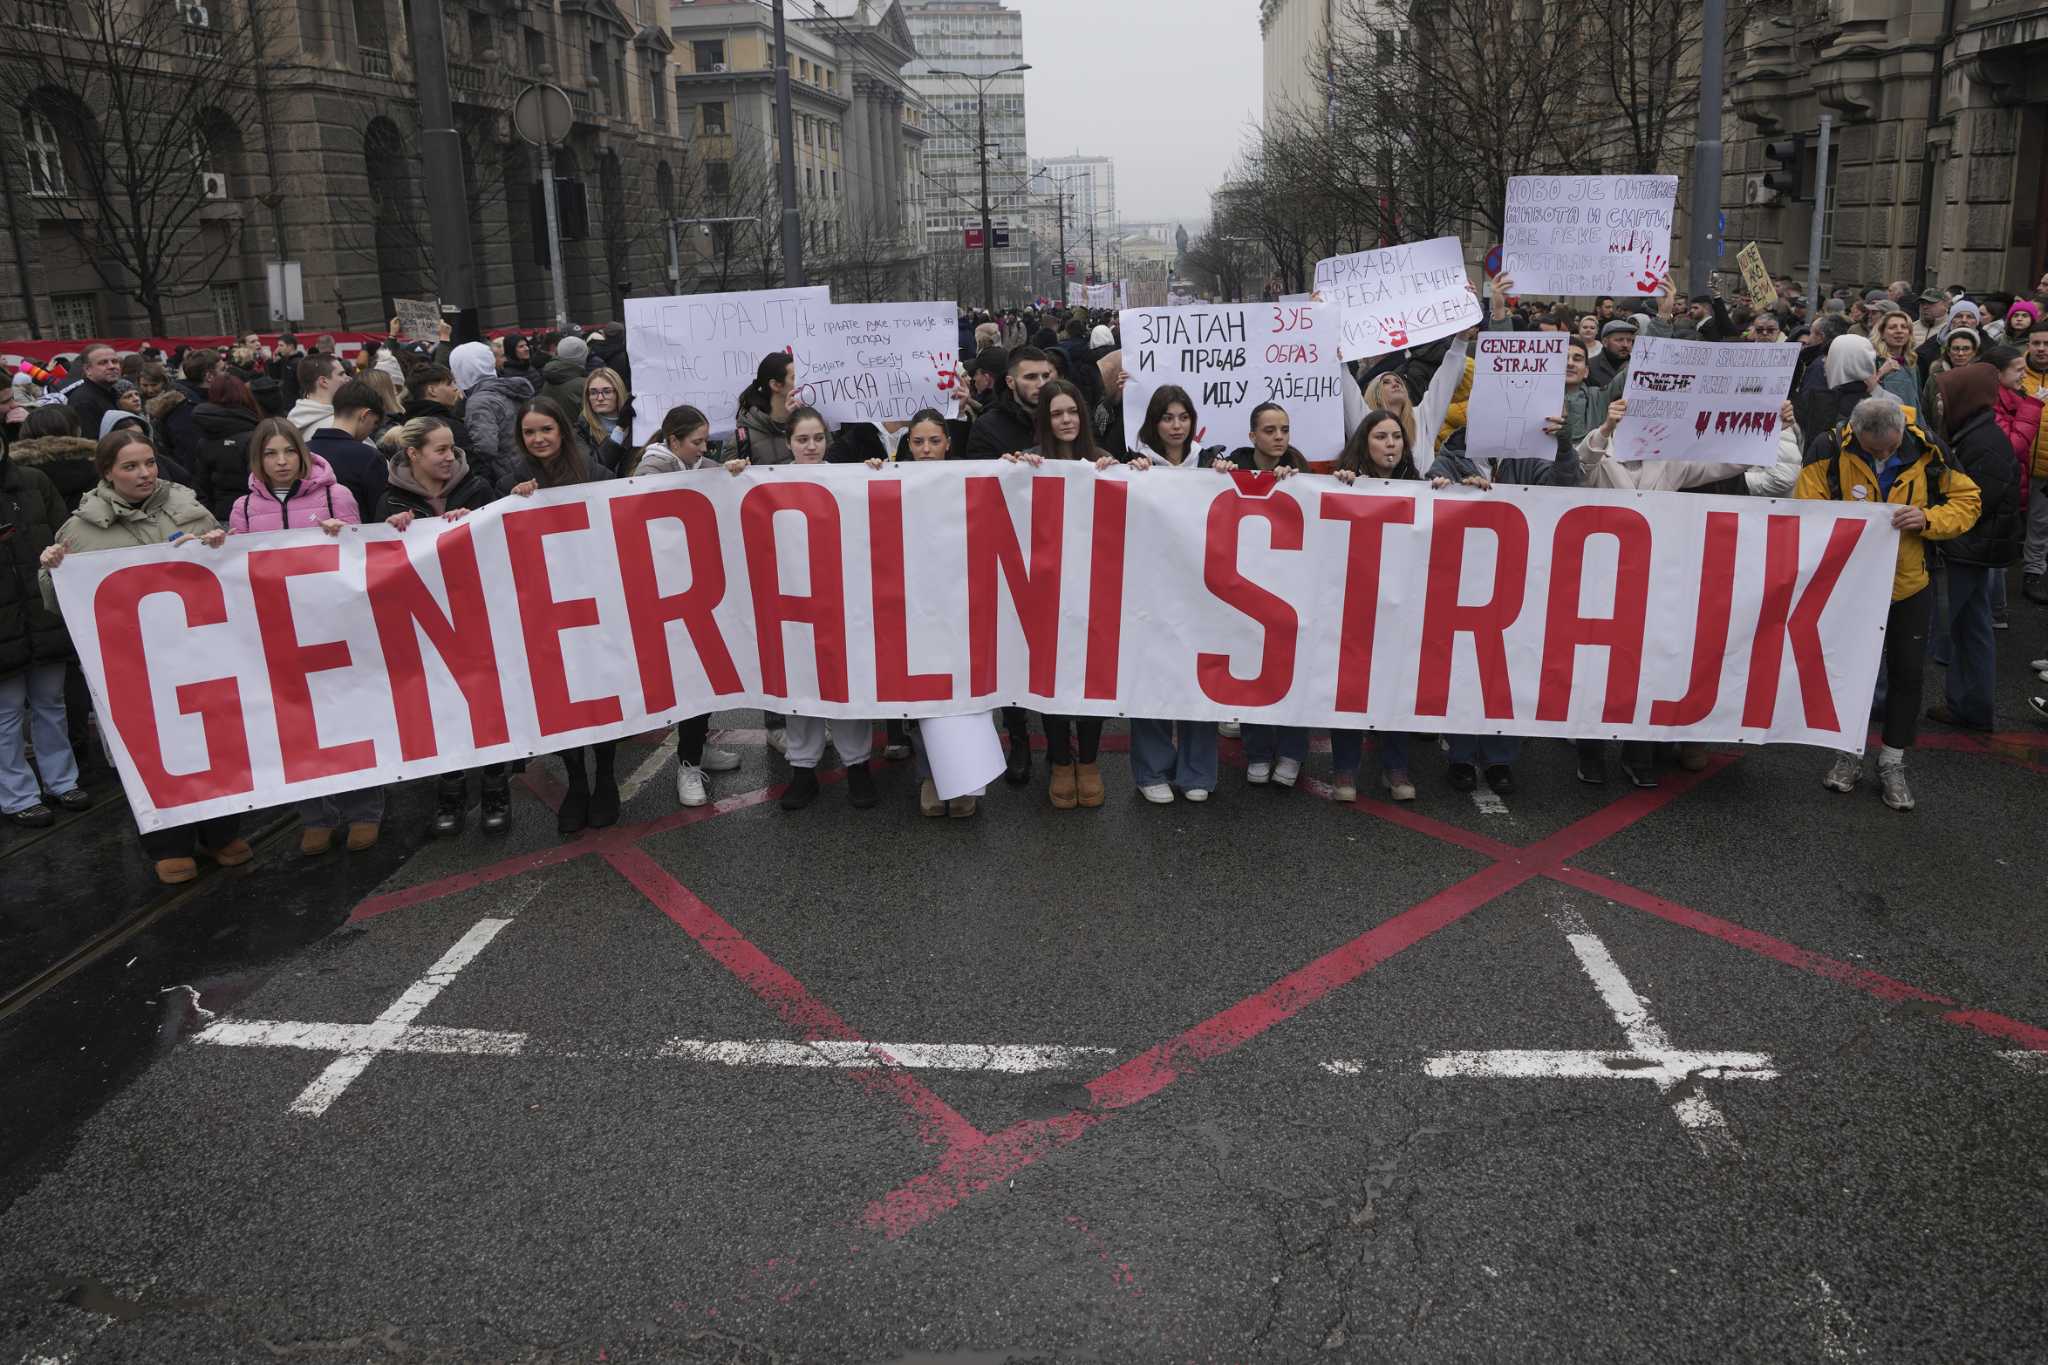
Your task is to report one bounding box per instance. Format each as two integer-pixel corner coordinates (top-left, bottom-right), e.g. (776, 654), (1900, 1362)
(964, 227), (984, 249)
(993, 229), (1010, 249)
(511, 84), (573, 148)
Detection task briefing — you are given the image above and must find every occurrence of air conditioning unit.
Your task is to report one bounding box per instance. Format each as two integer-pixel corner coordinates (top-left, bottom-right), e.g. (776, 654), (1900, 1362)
(1744, 174), (1779, 207)
(710, 62), (728, 72)
(201, 171), (228, 200)
(185, 4), (211, 27)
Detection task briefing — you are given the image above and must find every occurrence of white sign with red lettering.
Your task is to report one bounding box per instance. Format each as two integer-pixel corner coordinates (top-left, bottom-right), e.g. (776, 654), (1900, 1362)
(1313, 237), (1483, 362)
(1614, 337), (1801, 465)
(1120, 303), (1346, 458)
(50, 465), (1898, 830)
(1502, 175), (1679, 297)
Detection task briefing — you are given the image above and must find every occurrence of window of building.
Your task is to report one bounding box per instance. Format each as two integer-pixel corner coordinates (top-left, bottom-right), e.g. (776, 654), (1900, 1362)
(526, 27), (547, 73)
(468, 10), (491, 59)
(832, 169), (841, 196)
(805, 166), (814, 194)
(649, 61), (666, 128)
(209, 283), (240, 335)
(702, 101), (726, 134)
(49, 292), (95, 337)
(692, 38), (725, 71)
(20, 106), (65, 197)
(706, 159), (730, 197)
(589, 42), (608, 109)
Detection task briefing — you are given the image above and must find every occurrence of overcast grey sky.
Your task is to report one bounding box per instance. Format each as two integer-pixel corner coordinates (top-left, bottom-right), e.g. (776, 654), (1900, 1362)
(1014, 0), (1262, 225)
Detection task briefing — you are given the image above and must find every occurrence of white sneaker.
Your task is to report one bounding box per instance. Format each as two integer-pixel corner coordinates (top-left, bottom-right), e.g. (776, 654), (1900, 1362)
(1246, 760), (1272, 785)
(1183, 788), (1210, 802)
(1330, 774), (1358, 802)
(1274, 757), (1300, 788)
(1822, 752), (1862, 793)
(700, 745), (741, 772)
(1877, 758), (1914, 811)
(2031, 657), (2048, 672)
(1218, 721), (1241, 738)
(765, 728), (788, 755)
(1139, 782), (1175, 804)
(676, 762), (709, 807)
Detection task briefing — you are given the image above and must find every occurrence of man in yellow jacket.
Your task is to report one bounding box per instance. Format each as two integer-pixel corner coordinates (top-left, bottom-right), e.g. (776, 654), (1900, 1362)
(1797, 395), (1980, 811)
(2019, 332), (2048, 602)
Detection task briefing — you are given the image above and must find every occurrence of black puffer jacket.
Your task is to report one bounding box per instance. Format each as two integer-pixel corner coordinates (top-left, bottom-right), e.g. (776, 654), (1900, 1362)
(399, 395), (473, 458)
(1939, 407), (2022, 568)
(0, 449), (72, 679)
(189, 401), (262, 520)
(963, 391), (1036, 459)
(6, 435), (99, 513)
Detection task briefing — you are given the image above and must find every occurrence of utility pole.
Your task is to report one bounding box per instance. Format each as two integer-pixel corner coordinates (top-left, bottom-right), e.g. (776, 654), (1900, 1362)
(1805, 114), (1832, 310)
(772, 0), (803, 287)
(409, 0), (479, 342)
(931, 64), (1032, 311)
(1686, 0), (1725, 297)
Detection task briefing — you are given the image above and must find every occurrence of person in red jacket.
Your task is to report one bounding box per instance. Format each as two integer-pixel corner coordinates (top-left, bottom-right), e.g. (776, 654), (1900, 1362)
(1983, 344), (2044, 630)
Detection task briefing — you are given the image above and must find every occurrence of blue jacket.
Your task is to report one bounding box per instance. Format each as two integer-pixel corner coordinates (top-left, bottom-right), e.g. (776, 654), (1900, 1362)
(307, 426), (388, 523)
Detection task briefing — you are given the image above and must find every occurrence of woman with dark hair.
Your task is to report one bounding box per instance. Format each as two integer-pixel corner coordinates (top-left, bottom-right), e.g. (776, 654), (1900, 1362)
(1132, 384), (1226, 468)
(502, 397), (621, 834)
(734, 352), (799, 465)
(9, 404), (98, 512)
(1223, 402), (1312, 475)
(191, 371), (267, 519)
(1326, 410), (1421, 802)
(39, 430), (235, 883)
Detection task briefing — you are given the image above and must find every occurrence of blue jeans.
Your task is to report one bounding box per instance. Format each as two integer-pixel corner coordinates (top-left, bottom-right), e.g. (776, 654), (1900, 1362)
(298, 785), (386, 830)
(1330, 731), (1411, 775)
(1938, 562), (1996, 727)
(1991, 567), (2008, 615)
(1447, 735), (1520, 768)
(0, 662), (78, 813)
(1130, 717), (1219, 790)
(1242, 724), (1309, 765)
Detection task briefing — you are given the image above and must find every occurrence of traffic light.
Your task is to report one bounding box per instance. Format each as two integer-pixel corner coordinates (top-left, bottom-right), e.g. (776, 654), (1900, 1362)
(1762, 137), (1806, 200)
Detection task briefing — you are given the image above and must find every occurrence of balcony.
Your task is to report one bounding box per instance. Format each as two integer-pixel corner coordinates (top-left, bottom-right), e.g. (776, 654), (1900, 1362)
(568, 86), (595, 119)
(449, 60), (488, 100)
(181, 20), (223, 57)
(360, 45), (392, 78)
(23, 1), (73, 32)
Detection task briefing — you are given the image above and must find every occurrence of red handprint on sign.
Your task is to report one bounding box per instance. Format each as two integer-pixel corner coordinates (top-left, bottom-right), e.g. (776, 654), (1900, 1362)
(1377, 315), (1409, 349)
(1634, 251), (1669, 295)
(935, 358), (957, 393)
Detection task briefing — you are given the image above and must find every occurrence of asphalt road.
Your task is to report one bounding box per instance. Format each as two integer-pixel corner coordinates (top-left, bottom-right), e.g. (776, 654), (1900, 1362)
(2, 660), (2046, 1362)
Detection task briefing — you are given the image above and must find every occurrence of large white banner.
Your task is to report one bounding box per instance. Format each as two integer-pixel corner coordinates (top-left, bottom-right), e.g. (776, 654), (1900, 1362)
(1313, 237), (1483, 362)
(53, 466), (1900, 830)
(1614, 337), (1801, 465)
(1502, 175), (1679, 297)
(625, 287), (831, 443)
(1120, 302), (1346, 458)
(1468, 333), (1570, 462)
(791, 302), (958, 427)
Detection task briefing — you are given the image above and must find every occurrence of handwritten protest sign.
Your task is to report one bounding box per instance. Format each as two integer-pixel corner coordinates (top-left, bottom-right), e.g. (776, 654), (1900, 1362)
(1467, 333), (1569, 462)
(1120, 302), (1345, 457)
(1737, 242), (1775, 308)
(1612, 336), (1799, 465)
(1085, 283), (1116, 309)
(625, 287), (831, 442)
(790, 302), (957, 427)
(1313, 236), (1482, 362)
(1502, 175), (1679, 297)
(393, 298), (442, 344)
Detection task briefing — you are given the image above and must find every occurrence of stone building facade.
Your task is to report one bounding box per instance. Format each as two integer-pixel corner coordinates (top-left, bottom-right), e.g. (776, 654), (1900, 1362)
(2, 0), (695, 342)
(1723, 0), (2048, 297)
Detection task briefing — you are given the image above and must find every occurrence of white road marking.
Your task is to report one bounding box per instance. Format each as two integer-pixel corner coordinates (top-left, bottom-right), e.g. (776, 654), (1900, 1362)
(1420, 1050), (1778, 1082)
(1470, 788), (1510, 817)
(1804, 1271), (1866, 1361)
(284, 918), (512, 1116)
(618, 733), (677, 803)
(1998, 1049), (2048, 1074)
(196, 1020), (529, 1056)
(657, 1039), (1115, 1071)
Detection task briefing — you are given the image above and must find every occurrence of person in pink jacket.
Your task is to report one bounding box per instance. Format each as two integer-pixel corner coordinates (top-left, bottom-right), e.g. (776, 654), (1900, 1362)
(226, 416), (382, 851)
(227, 418), (361, 534)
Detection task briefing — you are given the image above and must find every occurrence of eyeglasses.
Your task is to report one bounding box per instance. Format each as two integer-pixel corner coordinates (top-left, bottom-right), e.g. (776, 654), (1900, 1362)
(587, 387), (616, 398)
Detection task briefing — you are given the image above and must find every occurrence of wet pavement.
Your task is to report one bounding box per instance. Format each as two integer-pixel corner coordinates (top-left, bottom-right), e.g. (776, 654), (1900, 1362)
(1, 668), (2046, 1361)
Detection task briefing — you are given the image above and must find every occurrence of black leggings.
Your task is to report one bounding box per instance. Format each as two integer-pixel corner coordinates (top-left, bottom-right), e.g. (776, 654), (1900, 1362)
(676, 715), (710, 766)
(1043, 715), (1102, 765)
(561, 740), (618, 791)
(1880, 587), (1933, 750)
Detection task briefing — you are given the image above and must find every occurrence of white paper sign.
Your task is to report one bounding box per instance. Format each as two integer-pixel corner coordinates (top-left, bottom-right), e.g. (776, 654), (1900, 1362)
(625, 286), (832, 442)
(1467, 333), (1570, 462)
(1120, 302), (1345, 458)
(392, 297), (442, 345)
(790, 302), (958, 427)
(919, 712), (1006, 800)
(1502, 176), (1679, 297)
(1085, 283), (1116, 309)
(1313, 236), (1483, 362)
(1613, 337), (1800, 465)
(1066, 281), (1085, 307)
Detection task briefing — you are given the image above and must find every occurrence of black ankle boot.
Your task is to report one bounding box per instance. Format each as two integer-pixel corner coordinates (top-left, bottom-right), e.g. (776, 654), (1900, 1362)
(1004, 734), (1032, 786)
(587, 772), (620, 828)
(431, 774), (467, 837)
(780, 767), (821, 810)
(845, 761), (877, 809)
(557, 784), (590, 836)
(479, 772), (511, 834)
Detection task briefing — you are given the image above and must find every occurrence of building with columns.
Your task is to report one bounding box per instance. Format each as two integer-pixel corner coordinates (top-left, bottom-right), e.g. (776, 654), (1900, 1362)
(0, 0), (693, 342)
(667, 0), (929, 299)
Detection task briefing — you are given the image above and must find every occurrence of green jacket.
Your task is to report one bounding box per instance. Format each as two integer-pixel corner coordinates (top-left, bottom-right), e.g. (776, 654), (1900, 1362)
(40, 480), (218, 609)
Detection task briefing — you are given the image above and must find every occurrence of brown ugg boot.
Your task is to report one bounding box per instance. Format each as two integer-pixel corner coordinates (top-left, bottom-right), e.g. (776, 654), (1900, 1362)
(1075, 762), (1105, 808)
(1048, 762), (1079, 809)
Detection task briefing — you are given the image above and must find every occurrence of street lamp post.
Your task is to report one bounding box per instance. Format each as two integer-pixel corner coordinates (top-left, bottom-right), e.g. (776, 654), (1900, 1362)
(928, 64), (1031, 311)
(1032, 167), (1083, 304)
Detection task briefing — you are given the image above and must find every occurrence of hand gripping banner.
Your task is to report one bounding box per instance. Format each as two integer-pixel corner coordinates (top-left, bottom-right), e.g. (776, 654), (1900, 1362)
(49, 463), (1900, 830)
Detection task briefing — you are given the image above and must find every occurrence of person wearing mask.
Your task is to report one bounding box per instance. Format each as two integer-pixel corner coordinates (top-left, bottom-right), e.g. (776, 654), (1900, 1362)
(0, 426), (88, 828)
(500, 399), (620, 834)
(308, 380), (390, 519)
(38, 431), (238, 882)
(190, 371), (268, 520)
(61, 345), (121, 435)
(772, 406), (879, 813)
(376, 416), (512, 837)
(1326, 409), (1422, 802)
(733, 352), (800, 466)
(1799, 397), (1980, 809)
(578, 367), (635, 473)
(965, 346), (1052, 460)
(450, 339), (532, 491)
(999, 380), (1120, 809)
(8, 405), (99, 513)
(399, 364), (473, 456)
(1924, 363), (2020, 733)
(540, 334), (589, 414)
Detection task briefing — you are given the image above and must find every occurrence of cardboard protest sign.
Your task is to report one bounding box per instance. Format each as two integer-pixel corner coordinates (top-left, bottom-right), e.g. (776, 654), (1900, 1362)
(1468, 333), (1570, 462)
(1120, 302), (1345, 457)
(1502, 176), (1679, 297)
(1737, 243), (1775, 308)
(393, 298), (442, 344)
(790, 303), (957, 427)
(624, 287), (831, 442)
(1313, 236), (1482, 362)
(1613, 337), (1800, 465)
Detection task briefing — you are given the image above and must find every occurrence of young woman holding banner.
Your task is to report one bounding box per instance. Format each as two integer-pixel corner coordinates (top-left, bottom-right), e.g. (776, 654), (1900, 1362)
(1220, 403), (1311, 789)
(377, 415), (512, 838)
(1131, 384), (1227, 469)
(1328, 410), (1422, 802)
(38, 430), (238, 884)
(779, 406), (880, 813)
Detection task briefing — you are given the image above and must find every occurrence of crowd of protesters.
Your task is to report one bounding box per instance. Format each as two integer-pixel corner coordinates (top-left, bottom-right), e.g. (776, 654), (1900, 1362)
(7, 265), (2048, 885)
